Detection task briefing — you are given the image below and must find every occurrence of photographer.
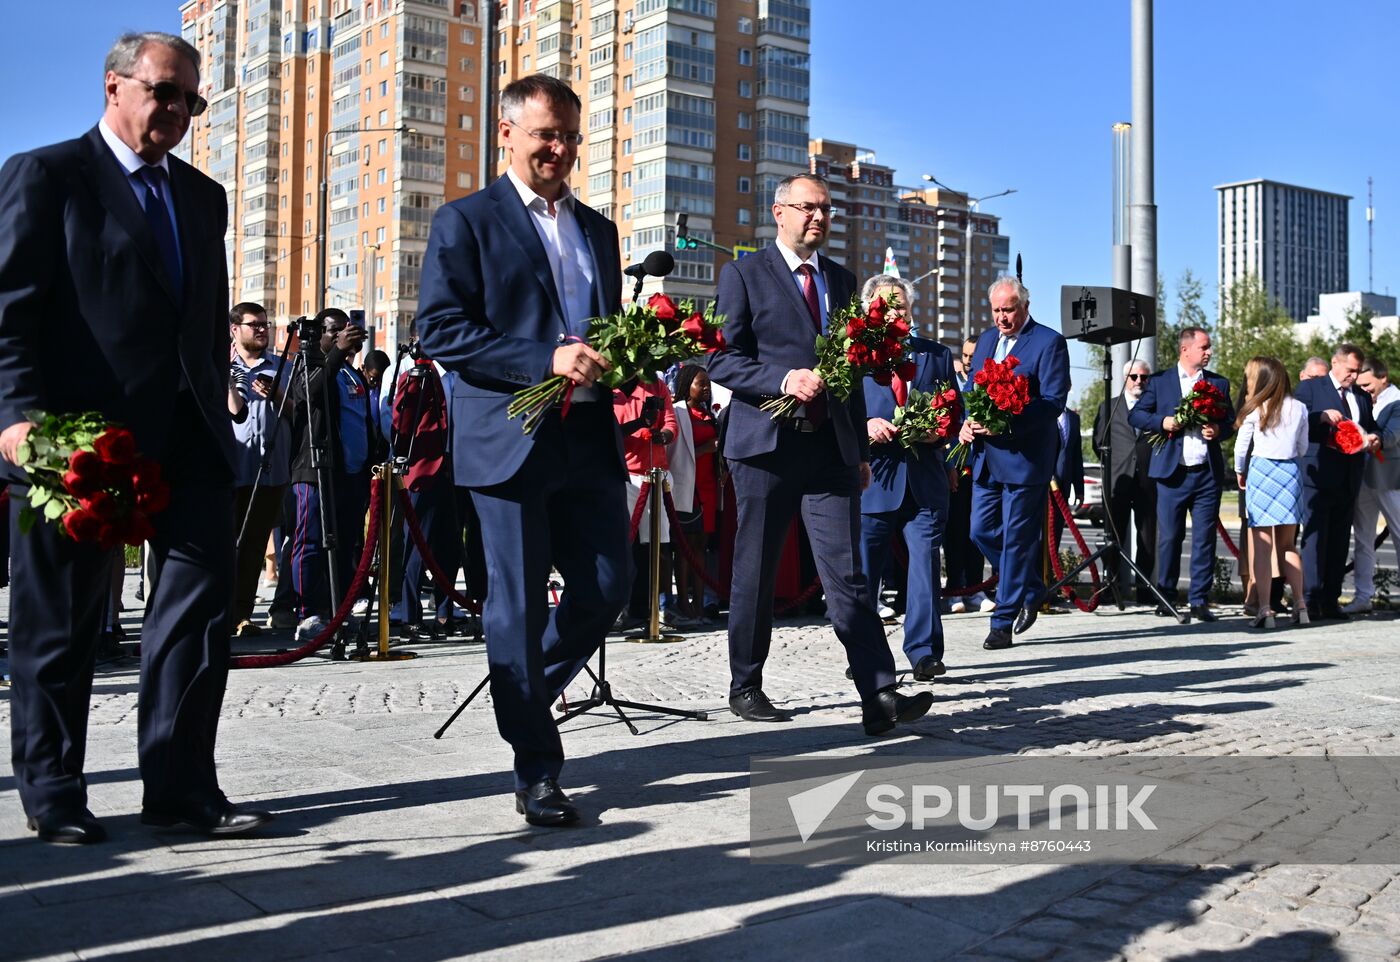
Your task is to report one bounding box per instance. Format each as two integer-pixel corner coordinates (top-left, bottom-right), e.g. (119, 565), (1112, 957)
(229, 302), (290, 638)
(285, 309), (384, 641)
(613, 379), (696, 631)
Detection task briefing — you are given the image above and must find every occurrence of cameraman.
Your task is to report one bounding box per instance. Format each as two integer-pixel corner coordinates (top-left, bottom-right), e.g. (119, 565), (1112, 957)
(228, 302), (290, 638)
(285, 309), (383, 640)
(613, 380), (696, 631)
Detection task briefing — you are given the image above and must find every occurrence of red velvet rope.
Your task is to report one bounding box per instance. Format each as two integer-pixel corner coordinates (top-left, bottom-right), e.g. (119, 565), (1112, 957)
(1216, 519), (1240, 560)
(396, 487), (484, 616)
(231, 481), (384, 669)
(1047, 487), (1102, 613)
(629, 481), (651, 543)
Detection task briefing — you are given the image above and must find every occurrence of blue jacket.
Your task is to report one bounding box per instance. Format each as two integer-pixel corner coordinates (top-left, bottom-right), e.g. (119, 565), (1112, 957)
(415, 174), (624, 487)
(1128, 366), (1234, 482)
(1294, 374), (1376, 490)
(963, 317), (1071, 486)
(861, 337), (958, 514)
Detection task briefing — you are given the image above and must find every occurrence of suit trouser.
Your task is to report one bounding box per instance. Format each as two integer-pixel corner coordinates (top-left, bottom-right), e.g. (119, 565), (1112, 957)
(943, 474), (986, 593)
(468, 403), (630, 789)
(726, 428), (896, 701)
(8, 479), (234, 817)
(394, 477), (460, 625)
(232, 483), (285, 624)
(1351, 485), (1400, 602)
(1301, 472), (1362, 608)
(861, 486), (947, 667)
(1154, 465), (1221, 607)
(289, 471), (369, 620)
(1106, 471), (1156, 595)
(970, 478), (1047, 630)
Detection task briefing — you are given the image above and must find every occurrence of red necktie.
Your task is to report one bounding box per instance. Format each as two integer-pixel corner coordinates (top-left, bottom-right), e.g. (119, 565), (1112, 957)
(892, 375), (908, 407)
(795, 264), (827, 425)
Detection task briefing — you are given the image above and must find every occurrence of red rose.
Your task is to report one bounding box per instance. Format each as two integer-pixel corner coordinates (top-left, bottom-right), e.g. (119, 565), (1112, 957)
(866, 297), (887, 323)
(973, 370), (989, 387)
(846, 319), (864, 339)
(701, 328), (725, 353)
(680, 312), (705, 340)
(896, 360), (917, 382)
(870, 370), (893, 386)
(890, 317), (911, 337)
(62, 507), (102, 542)
(69, 449), (103, 479)
(646, 293), (678, 323)
(94, 428), (136, 465)
(870, 348), (889, 368)
(97, 523), (121, 551)
(63, 468), (102, 500)
(122, 510), (156, 546)
(82, 491), (119, 522)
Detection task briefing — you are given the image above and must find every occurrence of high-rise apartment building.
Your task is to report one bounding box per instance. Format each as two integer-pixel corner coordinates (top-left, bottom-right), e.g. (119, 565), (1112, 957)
(1216, 178), (1350, 323)
(492, 0), (812, 305)
(183, 0), (812, 340)
(180, 0), (491, 354)
(809, 139), (1010, 345)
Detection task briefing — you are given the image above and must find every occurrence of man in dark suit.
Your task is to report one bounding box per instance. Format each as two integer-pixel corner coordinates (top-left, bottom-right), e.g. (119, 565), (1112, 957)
(0, 32), (271, 843)
(707, 173), (932, 736)
(1092, 360), (1156, 602)
(1128, 327), (1234, 622)
(416, 75), (627, 827)
(958, 276), (1072, 650)
(1295, 343), (1379, 620)
(858, 277), (958, 682)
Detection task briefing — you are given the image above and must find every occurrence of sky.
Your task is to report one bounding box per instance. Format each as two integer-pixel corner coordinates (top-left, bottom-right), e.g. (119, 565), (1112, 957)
(2, 0), (1397, 400)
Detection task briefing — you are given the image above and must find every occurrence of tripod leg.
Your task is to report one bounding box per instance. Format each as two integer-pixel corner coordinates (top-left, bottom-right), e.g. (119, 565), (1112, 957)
(433, 672), (491, 739)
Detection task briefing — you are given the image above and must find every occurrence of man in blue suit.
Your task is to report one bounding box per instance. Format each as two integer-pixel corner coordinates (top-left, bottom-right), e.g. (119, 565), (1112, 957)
(1128, 327), (1234, 622)
(708, 173), (933, 736)
(858, 277), (958, 681)
(959, 276), (1071, 649)
(1295, 343), (1378, 620)
(416, 75), (627, 827)
(0, 32), (271, 843)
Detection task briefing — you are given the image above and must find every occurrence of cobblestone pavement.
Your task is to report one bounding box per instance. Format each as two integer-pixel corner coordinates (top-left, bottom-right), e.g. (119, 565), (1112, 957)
(2, 573), (1399, 960)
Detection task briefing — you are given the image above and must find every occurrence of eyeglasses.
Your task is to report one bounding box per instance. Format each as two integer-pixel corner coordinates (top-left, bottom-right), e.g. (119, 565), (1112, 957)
(120, 75), (208, 116)
(236, 321), (270, 330)
(778, 202), (833, 218)
(507, 119), (584, 146)
(1125, 373), (1148, 381)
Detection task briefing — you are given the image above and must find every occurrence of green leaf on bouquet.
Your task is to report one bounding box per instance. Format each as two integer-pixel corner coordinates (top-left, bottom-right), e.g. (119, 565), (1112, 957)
(44, 499), (65, 520)
(15, 440), (32, 465)
(29, 486), (50, 508)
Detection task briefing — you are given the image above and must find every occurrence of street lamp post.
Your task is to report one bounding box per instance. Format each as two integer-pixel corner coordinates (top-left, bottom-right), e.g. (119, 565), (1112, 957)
(317, 124), (411, 312)
(922, 174), (1016, 343)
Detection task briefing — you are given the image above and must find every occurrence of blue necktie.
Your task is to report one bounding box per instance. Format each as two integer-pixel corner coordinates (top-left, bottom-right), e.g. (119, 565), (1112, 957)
(139, 166), (183, 296)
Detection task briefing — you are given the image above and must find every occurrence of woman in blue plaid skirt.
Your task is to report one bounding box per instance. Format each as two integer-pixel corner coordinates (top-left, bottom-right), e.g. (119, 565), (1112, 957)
(1234, 357), (1310, 628)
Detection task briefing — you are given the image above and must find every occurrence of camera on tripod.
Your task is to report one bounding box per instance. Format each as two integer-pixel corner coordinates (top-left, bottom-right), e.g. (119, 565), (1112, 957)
(293, 315), (321, 342)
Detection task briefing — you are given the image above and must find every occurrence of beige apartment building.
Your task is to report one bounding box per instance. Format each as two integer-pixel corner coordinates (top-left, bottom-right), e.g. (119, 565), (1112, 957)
(180, 0), (491, 354)
(809, 138), (1011, 346)
(181, 0), (813, 345)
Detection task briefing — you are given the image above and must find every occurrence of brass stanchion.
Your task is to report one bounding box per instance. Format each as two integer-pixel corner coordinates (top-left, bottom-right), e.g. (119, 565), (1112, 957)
(627, 466), (682, 643)
(354, 462), (417, 661)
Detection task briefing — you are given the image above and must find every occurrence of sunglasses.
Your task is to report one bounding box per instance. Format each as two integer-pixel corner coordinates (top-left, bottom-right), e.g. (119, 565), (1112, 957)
(1125, 373), (1148, 381)
(121, 75), (208, 116)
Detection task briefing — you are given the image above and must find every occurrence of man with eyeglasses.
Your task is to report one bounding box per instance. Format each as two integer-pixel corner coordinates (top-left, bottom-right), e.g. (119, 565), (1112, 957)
(708, 172), (934, 736)
(229, 303), (290, 640)
(417, 74), (624, 828)
(1092, 360), (1157, 602)
(1294, 343), (1380, 620)
(0, 31), (271, 843)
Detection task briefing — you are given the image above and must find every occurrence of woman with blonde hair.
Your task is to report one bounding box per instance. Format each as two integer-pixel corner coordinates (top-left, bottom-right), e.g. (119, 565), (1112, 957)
(1234, 356), (1310, 628)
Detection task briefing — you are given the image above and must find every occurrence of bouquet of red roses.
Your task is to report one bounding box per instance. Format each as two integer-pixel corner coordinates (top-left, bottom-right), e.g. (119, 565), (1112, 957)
(1330, 419), (1383, 460)
(891, 381), (960, 458)
(946, 356), (1031, 469)
(760, 292), (912, 419)
(507, 293), (725, 433)
(14, 411), (171, 549)
(1144, 378), (1229, 450)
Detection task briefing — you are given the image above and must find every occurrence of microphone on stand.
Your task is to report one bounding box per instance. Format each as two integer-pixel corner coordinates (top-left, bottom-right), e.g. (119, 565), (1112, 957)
(626, 250), (676, 304)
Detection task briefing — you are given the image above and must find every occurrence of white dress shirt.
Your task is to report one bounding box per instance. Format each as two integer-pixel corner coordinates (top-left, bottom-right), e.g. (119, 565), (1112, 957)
(1176, 365), (1210, 467)
(1234, 396), (1308, 474)
(1328, 372), (1360, 422)
(98, 118), (182, 275)
(774, 240), (828, 408)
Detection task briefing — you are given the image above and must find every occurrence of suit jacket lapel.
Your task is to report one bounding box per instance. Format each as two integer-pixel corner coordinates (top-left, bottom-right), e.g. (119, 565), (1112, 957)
(764, 245), (820, 333)
(168, 157), (201, 307)
(576, 203), (612, 318)
(81, 127), (182, 308)
(489, 176), (565, 332)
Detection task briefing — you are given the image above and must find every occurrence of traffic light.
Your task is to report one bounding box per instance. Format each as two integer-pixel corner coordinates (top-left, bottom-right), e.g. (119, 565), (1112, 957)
(673, 212), (688, 250)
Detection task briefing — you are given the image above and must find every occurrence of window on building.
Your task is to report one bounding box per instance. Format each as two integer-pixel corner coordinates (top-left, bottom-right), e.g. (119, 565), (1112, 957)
(738, 208), (751, 225)
(738, 16), (753, 33)
(378, 197), (386, 213)
(380, 80), (387, 96)
(376, 227), (386, 243)
(739, 48), (752, 66)
(738, 80), (751, 97)
(738, 176), (751, 193)
(378, 168), (387, 184)
(737, 143), (751, 160)
(737, 111), (751, 129)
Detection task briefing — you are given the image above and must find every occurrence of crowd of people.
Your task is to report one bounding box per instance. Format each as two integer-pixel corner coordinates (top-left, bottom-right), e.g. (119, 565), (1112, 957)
(3, 37), (1397, 844)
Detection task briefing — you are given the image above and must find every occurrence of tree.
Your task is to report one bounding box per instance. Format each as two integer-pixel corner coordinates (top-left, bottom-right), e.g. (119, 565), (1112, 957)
(1175, 268), (1208, 332)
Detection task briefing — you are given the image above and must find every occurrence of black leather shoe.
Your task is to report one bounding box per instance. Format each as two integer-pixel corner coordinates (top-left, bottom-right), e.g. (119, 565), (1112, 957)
(1013, 606), (1038, 635)
(729, 687), (791, 722)
(1154, 603), (1173, 617)
(1319, 606), (1350, 621)
(911, 656), (946, 682)
(141, 799), (273, 836)
(863, 687), (934, 736)
(27, 810), (106, 845)
(1189, 604), (1217, 623)
(514, 778), (579, 826)
(983, 628), (1013, 650)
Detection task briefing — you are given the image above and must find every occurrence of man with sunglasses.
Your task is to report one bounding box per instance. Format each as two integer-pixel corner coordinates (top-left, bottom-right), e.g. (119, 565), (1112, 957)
(417, 74), (624, 828)
(0, 32), (271, 843)
(1092, 360), (1157, 602)
(708, 173), (933, 736)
